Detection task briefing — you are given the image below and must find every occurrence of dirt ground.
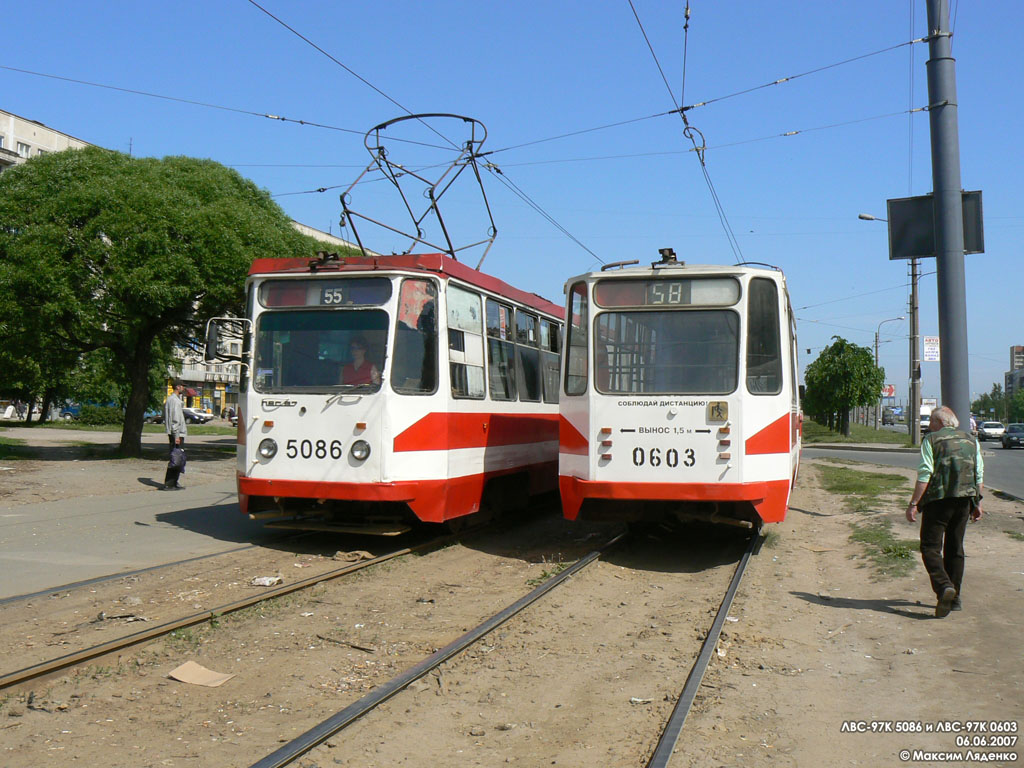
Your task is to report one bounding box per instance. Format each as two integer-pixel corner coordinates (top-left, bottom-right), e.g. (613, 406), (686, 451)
(1, 427), (1022, 767)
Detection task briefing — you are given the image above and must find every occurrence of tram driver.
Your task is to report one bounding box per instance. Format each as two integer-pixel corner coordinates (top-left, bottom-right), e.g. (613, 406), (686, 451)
(340, 336), (381, 386)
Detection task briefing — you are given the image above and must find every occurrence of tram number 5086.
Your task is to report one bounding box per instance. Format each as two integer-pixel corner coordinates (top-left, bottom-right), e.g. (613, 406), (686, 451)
(632, 446), (695, 468)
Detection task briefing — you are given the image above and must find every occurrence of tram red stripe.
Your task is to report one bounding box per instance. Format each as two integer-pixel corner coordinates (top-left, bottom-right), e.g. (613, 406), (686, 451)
(393, 412), (558, 452)
(745, 413), (791, 455)
(239, 461), (557, 523)
(558, 416), (589, 455)
(558, 477), (791, 523)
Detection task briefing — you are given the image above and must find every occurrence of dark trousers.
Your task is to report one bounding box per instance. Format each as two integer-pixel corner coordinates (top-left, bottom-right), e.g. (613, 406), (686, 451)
(163, 435), (184, 487)
(919, 497), (971, 598)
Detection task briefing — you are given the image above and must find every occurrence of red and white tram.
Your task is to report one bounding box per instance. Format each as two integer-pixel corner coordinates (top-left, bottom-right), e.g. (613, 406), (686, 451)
(207, 252), (563, 534)
(557, 251), (801, 528)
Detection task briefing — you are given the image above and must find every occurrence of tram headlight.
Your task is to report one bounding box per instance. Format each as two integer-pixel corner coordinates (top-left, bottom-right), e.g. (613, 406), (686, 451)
(350, 440), (371, 461)
(257, 438), (278, 459)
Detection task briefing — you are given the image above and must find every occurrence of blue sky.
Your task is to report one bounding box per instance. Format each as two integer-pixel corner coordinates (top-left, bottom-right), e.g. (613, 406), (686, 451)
(3, 1), (1019, 405)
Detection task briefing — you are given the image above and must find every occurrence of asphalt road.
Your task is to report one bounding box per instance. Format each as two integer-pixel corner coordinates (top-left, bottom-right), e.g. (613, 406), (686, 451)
(0, 479), (282, 601)
(804, 442), (1024, 499)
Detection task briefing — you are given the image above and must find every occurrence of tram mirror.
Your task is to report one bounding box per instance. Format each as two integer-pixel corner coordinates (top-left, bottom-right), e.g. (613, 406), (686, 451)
(799, 384), (806, 400)
(204, 321), (221, 362)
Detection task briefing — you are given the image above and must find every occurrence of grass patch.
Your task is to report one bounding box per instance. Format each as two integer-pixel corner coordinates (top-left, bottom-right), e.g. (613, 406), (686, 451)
(0, 435), (28, 460)
(526, 562), (569, 587)
(761, 530), (781, 549)
(803, 419), (912, 446)
(1004, 530), (1024, 542)
(849, 519), (919, 578)
(817, 464), (911, 512)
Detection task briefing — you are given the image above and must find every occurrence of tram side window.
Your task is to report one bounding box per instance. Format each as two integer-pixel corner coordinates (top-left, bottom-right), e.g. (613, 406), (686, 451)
(746, 277), (782, 395)
(789, 308), (799, 407)
(447, 284), (485, 399)
(564, 282), (588, 396)
(391, 278), (438, 395)
(515, 310), (541, 402)
(486, 299), (517, 401)
(540, 319), (561, 404)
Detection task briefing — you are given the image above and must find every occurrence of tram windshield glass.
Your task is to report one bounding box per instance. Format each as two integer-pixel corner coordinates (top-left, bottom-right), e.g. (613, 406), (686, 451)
(253, 309), (389, 393)
(594, 310), (738, 394)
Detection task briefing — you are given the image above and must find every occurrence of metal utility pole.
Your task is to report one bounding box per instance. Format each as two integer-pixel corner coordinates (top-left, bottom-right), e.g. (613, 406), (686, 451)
(909, 258), (922, 445)
(875, 316), (905, 430)
(926, 0), (971, 428)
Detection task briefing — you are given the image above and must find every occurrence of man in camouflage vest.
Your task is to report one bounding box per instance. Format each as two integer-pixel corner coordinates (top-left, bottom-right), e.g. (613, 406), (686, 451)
(906, 406), (984, 618)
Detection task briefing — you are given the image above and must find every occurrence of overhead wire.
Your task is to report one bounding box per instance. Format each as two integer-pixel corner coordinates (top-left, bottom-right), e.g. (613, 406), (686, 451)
(244, 1), (603, 264)
(679, 39), (921, 114)
(627, 0), (744, 264)
(484, 165), (604, 264)
(244, 0), (459, 152)
(485, 35), (926, 157)
(0, 63), (458, 151)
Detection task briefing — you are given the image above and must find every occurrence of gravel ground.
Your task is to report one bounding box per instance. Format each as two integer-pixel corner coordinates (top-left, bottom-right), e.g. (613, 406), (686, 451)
(1, 425), (1022, 767)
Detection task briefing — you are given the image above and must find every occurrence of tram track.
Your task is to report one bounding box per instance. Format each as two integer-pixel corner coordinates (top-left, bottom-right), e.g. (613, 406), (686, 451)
(245, 527), (758, 768)
(0, 535), (453, 692)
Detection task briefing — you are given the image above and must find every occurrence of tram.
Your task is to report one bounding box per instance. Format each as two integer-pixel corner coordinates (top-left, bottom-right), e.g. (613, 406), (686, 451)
(206, 251), (563, 535)
(557, 250), (801, 528)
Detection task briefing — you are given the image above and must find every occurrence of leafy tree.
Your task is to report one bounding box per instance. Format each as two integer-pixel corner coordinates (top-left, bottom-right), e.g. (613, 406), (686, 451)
(972, 383), (1007, 423)
(0, 146), (315, 454)
(803, 336), (885, 436)
(1010, 388), (1024, 423)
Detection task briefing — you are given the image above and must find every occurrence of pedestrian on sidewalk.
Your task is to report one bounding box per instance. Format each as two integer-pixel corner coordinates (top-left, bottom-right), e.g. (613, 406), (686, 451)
(161, 381), (188, 490)
(905, 406), (983, 617)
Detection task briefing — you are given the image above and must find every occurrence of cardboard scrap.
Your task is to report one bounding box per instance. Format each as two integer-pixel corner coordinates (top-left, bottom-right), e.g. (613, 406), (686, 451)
(333, 550), (374, 562)
(168, 660), (235, 687)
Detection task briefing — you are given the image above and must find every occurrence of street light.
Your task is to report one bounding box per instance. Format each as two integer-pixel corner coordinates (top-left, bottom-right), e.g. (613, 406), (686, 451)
(860, 212), (922, 445)
(875, 316), (905, 429)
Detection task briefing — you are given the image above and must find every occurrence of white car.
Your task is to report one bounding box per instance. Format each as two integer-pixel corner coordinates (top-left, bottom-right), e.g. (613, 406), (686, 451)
(182, 407), (214, 424)
(977, 421), (1005, 441)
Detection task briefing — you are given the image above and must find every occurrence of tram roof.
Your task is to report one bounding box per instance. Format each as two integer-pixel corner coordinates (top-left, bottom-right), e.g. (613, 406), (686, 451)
(249, 252), (563, 318)
(581, 262), (784, 279)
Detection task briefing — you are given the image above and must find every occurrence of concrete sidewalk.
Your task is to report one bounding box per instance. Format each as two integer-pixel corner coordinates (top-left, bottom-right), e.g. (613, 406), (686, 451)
(0, 477), (278, 600)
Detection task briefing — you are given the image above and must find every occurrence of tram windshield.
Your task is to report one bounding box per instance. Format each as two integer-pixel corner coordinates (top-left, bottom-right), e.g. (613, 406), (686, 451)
(253, 309), (389, 393)
(594, 310), (738, 395)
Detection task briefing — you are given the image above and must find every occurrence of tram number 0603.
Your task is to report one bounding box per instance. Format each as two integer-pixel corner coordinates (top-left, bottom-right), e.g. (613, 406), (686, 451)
(631, 446), (695, 468)
(286, 439), (345, 460)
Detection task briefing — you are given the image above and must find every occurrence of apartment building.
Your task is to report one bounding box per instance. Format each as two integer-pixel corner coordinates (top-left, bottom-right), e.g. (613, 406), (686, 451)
(0, 108), (90, 173)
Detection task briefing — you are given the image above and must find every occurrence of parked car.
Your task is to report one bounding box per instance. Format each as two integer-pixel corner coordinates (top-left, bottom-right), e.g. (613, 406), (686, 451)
(182, 407), (214, 424)
(59, 404), (82, 421)
(977, 421), (1006, 441)
(1001, 423), (1024, 449)
(144, 409), (164, 424)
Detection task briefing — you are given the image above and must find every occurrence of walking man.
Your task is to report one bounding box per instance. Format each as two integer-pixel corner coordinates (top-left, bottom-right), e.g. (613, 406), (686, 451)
(162, 381), (188, 490)
(905, 406), (984, 617)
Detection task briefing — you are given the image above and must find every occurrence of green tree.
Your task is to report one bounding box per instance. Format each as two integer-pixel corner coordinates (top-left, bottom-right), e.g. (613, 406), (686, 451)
(803, 336), (885, 436)
(1009, 388), (1024, 423)
(0, 146), (314, 454)
(971, 383), (1007, 423)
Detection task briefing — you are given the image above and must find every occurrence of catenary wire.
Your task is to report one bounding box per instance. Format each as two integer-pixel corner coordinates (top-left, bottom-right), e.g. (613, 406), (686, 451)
(484, 165), (604, 264)
(628, 0), (743, 263)
(244, 0), (459, 151)
(0, 63), (453, 151)
(476, 108), (925, 168)
(679, 39), (923, 113)
(485, 36), (925, 156)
